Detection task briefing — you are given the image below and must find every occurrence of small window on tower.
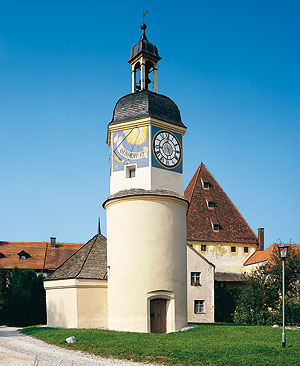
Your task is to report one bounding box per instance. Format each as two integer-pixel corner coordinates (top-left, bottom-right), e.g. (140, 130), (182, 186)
(231, 246), (236, 253)
(203, 182), (210, 189)
(126, 166), (136, 178)
(244, 247), (249, 253)
(201, 244), (206, 251)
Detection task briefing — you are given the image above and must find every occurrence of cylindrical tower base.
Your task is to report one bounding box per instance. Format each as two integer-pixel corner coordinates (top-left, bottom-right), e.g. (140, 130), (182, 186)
(104, 191), (188, 333)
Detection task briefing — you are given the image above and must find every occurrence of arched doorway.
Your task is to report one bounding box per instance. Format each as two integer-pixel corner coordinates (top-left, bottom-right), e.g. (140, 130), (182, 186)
(150, 299), (166, 333)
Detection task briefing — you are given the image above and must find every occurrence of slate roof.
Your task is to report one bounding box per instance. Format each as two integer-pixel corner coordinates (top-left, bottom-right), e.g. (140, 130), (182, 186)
(185, 163), (258, 245)
(0, 241), (84, 270)
(109, 90), (185, 127)
(244, 243), (300, 266)
(103, 188), (188, 207)
(128, 23), (161, 63)
(215, 272), (246, 282)
(45, 234), (107, 281)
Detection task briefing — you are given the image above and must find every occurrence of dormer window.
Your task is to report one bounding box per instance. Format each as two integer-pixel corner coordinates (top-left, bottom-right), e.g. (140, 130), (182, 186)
(213, 224), (222, 232)
(18, 250), (30, 260)
(207, 201), (216, 209)
(0, 252), (4, 258)
(203, 181), (210, 189)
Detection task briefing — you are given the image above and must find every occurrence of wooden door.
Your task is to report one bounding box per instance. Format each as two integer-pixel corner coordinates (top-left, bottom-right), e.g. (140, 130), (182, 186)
(150, 299), (166, 333)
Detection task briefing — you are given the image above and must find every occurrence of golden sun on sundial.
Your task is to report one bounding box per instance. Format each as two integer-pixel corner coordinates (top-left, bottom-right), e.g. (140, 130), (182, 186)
(124, 127), (147, 146)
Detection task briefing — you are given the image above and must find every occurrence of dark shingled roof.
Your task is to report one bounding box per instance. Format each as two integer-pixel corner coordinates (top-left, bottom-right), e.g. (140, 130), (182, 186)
(215, 272), (246, 282)
(45, 234), (107, 281)
(185, 163), (258, 245)
(109, 90), (185, 127)
(103, 188), (188, 207)
(128, 24), (161, 63)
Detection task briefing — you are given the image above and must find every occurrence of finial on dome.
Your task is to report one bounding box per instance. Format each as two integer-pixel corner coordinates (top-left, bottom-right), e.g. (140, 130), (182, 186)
(140, 23), (147, 40)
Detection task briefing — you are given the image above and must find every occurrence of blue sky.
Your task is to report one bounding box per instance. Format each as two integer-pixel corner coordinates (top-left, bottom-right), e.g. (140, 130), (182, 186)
(0, 0), (299, 247)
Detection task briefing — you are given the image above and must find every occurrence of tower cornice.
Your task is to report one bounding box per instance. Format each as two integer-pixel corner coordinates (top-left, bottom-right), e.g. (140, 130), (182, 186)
(107, 117), (187, 146)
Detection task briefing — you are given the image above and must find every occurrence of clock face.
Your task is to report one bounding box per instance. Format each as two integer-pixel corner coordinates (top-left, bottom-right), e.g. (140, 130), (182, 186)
(153, 130), (182, 168)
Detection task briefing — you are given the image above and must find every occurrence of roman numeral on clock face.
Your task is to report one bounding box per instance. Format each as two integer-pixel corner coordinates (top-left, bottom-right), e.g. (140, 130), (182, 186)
(153, 130), (181, 168)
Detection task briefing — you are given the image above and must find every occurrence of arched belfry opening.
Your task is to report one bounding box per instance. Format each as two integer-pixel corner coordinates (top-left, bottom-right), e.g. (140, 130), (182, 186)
(128, 23), (161, 93)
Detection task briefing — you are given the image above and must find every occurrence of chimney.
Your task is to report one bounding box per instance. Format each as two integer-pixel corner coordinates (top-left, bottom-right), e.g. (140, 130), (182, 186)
(50, 237), (56, 250)
(258, 228), (264, 251)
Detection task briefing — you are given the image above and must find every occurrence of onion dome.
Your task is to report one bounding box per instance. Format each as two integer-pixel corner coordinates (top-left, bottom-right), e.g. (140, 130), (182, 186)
(128, 24), (161, 63)
(110, 90), (185, 127)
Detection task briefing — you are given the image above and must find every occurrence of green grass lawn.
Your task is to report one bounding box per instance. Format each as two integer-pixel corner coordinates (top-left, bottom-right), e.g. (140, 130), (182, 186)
(21, 324), (300, 366)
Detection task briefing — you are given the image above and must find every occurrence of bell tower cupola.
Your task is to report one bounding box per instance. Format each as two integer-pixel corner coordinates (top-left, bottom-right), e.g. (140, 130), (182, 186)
(128, 23), (161, 93)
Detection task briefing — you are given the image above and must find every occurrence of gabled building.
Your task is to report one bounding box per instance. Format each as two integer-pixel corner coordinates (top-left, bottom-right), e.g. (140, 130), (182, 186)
(44, 233), (107, 328)
(0, 238), (84, 275)
(244, 243), (300, 273)
(185, 162), (263, 275)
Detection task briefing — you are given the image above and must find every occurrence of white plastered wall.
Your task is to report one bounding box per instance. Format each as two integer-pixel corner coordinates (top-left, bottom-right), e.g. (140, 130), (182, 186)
(105, 196), (187, 333)
(44, 279), (108, 328)
(187, 246), (215, 323)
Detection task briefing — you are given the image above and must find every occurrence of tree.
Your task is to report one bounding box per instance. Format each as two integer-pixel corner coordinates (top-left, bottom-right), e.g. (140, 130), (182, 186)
(234, 244), (300, 326)
(265, 245), (300, 299)
(233, 267), (279, 325)
(6, 268), (46, 326)
(0, 268), (10, 324)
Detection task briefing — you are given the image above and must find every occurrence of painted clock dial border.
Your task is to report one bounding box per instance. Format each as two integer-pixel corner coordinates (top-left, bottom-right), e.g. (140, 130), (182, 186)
(152, 130), (182, 169)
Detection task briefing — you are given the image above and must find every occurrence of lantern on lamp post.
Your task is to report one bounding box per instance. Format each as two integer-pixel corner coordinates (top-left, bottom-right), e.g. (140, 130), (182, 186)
(278, 244), (289, 348)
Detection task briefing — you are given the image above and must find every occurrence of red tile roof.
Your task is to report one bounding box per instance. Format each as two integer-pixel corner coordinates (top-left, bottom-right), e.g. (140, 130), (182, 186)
(0, 241), (84, 270)
(185, 163), (258, 245)
(244, 243), (300, 266)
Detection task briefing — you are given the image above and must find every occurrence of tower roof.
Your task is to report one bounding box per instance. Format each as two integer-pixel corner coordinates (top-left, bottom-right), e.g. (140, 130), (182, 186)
(45, 234), (107, 281)
(128, 23), (161, 64)
(110, 90), (185, 127)
(185, 163), (258, 245)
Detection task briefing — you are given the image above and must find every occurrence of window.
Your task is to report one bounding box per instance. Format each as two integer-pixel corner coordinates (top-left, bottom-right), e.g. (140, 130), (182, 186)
(231, 246), (236, 253)
(129, 168), (135, 178)
(244, 247), (249, 253)
(0, 252), (4, 258)
(203, 182), (210, 189)
(207, 201), (216, 209)
(191, 272), (201, 286)
(194, 300), (205, 314)
(126, 165), (136, 178)
(17, 250), (30, 260)
(213, 224), (222, 231)
(201, 244), (206, 252)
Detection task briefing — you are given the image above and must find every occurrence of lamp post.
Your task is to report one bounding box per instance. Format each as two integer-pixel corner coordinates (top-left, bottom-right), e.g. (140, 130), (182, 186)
(278, 244), (289, 348)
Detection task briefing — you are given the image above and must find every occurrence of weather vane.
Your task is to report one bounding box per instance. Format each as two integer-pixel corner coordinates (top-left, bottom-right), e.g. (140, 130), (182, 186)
(143, 8), (148, 23)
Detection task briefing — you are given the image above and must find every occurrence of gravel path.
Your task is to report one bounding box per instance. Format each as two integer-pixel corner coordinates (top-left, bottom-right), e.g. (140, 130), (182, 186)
(0, 327), (155, 366)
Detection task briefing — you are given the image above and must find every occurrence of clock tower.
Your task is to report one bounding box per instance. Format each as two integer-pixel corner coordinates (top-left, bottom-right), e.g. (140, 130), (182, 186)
(104, 23), (188, 333)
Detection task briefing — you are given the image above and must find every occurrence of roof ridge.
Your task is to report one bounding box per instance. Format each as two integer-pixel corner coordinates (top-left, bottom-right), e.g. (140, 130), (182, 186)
(45, 237), (95, 278)
(203, 164), (258, 242)
(75, 235), (99, 278)
(185, 163), (203, 206)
